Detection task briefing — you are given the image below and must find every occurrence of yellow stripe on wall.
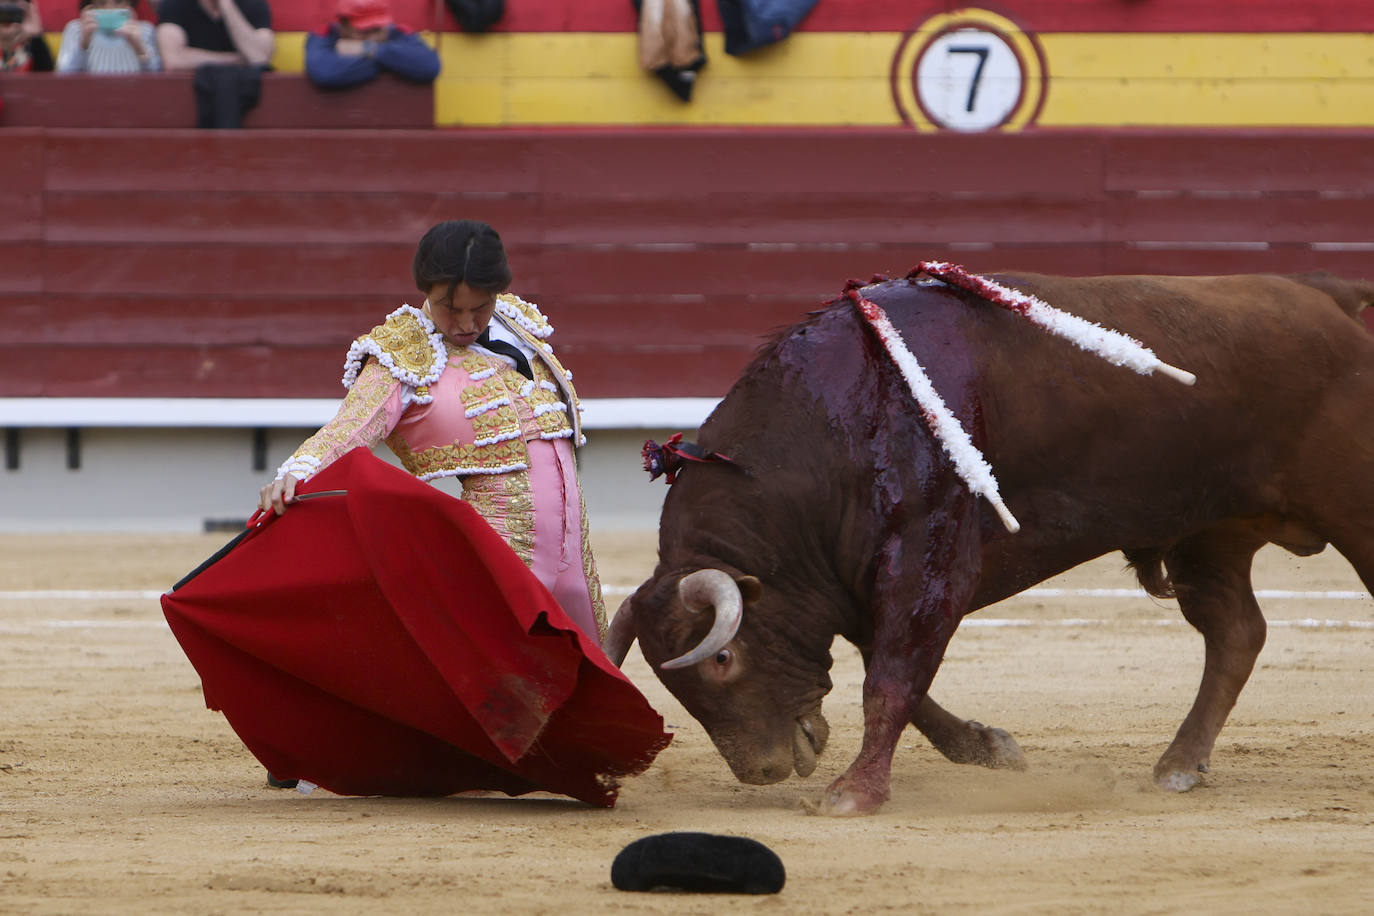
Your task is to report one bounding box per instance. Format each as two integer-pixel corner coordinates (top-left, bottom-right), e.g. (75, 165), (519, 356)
(1044, 33), (1374, 80)
(436, 33), (900, 126)
(263, 30), (1374, 129)
(1040, 78), (1374, 126)
(270, 32), (308, 73)
(1038, 33), (1374, 126)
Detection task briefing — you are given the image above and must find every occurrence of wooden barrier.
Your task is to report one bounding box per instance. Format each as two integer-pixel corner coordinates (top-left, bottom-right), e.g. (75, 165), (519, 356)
(0, 73), (433, 129)
(2, 128), (1372, 400)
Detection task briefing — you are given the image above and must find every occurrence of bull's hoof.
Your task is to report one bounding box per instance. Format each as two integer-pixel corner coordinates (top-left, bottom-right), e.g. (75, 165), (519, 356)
(971, 723), (1028, 772)
(936, 721), (1029, 771)
(1154, 768), (1204, 792)
(1154, 752), (1208, 792)
(803, 778), (887, 817)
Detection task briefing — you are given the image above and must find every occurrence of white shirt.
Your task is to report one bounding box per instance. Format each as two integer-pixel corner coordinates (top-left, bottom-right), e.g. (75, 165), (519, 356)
(56, 19), (161, 73)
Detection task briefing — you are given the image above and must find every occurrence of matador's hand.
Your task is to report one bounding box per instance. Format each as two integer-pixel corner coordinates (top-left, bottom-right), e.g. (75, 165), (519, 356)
(259, 474), (299, 515)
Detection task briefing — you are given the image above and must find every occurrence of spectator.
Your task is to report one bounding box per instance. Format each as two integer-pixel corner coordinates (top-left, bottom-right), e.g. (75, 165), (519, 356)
(156, 0), (272, 128)
(305, 0), (438, 90)
(57, 0), (160, 72)
(155, 0), (272, 70)
(0, 0), (53, 71)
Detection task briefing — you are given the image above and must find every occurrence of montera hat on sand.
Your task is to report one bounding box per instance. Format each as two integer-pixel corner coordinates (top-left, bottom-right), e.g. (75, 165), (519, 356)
(612, 833), (786, 894)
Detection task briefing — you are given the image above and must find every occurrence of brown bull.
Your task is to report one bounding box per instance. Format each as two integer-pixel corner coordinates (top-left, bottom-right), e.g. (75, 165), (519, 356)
(607, 270), (1374, 816)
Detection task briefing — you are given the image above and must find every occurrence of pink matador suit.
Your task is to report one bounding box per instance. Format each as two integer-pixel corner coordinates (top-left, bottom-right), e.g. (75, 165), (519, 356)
(274, 294), (606, 641)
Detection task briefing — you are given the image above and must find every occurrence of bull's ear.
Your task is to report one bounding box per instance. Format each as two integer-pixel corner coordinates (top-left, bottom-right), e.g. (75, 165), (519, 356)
(604, 596), (638, 668)
(736, 575), (763, 605)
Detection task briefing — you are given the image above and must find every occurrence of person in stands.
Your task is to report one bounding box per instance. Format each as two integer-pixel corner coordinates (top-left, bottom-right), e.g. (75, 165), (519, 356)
(0, 0), (52, 71)
(304, 0), (438, 89)
(155, 0), (272, 127)
(57, 0), (160, 72)
(155, 0), (271, 70)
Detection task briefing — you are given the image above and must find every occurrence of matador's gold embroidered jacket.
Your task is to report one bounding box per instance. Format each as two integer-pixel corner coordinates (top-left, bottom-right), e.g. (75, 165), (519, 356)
(274, 294), (605, 637)
(277, 293), (585, 483)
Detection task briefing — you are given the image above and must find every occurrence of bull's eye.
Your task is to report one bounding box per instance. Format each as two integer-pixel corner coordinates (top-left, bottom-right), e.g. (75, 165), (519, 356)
(714, 649), (731, 666)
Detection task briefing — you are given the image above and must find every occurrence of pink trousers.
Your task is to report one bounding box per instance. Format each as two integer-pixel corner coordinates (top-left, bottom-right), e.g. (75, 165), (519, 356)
(524, 439), (600, 640)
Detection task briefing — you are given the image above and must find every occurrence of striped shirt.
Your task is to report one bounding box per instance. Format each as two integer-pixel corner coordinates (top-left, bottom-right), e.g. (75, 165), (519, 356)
(56, 19), (161, 73)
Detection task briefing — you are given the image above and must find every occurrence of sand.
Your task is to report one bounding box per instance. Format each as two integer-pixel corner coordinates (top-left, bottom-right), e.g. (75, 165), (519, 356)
(1, 532), (1372, 914)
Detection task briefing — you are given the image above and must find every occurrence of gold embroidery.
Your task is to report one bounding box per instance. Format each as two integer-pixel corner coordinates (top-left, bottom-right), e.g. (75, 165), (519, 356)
(528, 358), (555, 387)
(293, 361), (397, 468)
(537, 348), (571, 386)
(534, 409), (575, 438)
(577, 479), (607, 641)
(462, 471), (536, 567)
(512, 362), (572, 440)
(461, 351), (495, 376)
(535, 354), (580, 441)
(346, 307), (445, 390)
(387, 436), (530, 477)
(459, 375), (510, 409)
(526, 387), (563, 410)
(471, 403), (523, 444)
(497, 293), (553, 339)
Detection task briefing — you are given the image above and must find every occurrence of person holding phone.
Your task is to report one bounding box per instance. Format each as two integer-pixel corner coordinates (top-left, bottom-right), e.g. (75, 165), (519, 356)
(57, 0), (160, 72)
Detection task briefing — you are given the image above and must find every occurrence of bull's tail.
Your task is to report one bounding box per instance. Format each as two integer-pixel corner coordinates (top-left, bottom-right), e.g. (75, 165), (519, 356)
(1288, 271), (1374, 320)
(1122, 547), (1176, 600)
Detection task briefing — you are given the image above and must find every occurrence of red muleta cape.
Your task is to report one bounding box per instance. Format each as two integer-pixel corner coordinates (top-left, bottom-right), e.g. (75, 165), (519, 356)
(161, 448), (671, 806)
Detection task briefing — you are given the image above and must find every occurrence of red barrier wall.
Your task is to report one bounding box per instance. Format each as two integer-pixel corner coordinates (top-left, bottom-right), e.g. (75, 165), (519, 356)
(3, 128), (1372, 400)
(0, 73), (432, 129)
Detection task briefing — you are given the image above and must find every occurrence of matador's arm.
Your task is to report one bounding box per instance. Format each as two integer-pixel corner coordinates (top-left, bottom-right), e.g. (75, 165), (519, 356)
(275, 359), (407, 482)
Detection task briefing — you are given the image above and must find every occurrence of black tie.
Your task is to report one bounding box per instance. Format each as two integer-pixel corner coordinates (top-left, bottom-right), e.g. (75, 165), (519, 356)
(476, 328), (534, 380)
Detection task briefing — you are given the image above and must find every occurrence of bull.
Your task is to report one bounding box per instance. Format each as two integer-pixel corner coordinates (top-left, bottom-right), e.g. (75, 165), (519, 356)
(606, 269), (1374, 816)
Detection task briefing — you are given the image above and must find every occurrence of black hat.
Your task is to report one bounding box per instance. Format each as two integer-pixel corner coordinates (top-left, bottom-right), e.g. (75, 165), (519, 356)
(611, 832), (785, 894)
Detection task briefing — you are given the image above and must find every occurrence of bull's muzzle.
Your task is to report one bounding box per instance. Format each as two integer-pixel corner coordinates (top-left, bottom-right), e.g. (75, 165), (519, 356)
(721, 712), (829, 784)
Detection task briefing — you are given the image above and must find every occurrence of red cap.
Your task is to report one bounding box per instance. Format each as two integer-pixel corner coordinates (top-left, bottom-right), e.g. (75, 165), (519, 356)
(337, 0), (393, 30)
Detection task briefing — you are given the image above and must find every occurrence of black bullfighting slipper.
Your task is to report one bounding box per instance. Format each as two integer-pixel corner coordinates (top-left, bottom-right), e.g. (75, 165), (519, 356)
(264, 772), (298, 789)
(611, 832), (785, 894)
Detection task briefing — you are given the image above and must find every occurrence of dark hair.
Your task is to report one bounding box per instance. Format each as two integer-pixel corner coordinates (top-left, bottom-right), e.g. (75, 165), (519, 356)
(412, 220), (512, 299)
(445, 0), (504, 32)
(78, 0), (137, 8)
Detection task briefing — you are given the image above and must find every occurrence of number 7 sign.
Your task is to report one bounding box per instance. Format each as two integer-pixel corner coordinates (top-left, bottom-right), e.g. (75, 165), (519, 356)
(891, 9), (1048, 132)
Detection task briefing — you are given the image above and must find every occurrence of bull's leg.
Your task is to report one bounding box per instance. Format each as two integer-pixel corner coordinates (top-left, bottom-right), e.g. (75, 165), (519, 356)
(815, 496), (983, 816)
(1318, 502), (1374, 600)
(911, 695), (1028, 771)
(858, 648), (1027, 770)
(1153, 524), (1267, 791)
(1331, 536), (1374, 603)
(1294, 375), (1374, 600)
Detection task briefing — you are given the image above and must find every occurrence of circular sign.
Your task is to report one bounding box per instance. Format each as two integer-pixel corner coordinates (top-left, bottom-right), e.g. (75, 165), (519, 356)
(891, 9), (1048, 132)
(915, 28), (1023, 131)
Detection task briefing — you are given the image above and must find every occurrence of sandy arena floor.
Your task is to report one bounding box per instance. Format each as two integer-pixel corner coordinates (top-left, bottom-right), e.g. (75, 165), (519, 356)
(1, 532), (1372, 914)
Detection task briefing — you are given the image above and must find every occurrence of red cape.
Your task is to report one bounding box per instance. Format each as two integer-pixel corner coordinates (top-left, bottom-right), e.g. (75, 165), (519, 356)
(161, 448), (670, 806)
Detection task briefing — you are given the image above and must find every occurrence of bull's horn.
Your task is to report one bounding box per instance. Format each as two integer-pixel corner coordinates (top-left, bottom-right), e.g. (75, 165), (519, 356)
(604, 596), (638, 668)
(660, 569), (743, 670)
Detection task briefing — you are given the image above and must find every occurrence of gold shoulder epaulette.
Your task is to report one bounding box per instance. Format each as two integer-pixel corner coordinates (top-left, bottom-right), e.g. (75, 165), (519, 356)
(342, 305), (448, 404)
(496, 293), (554, 340)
